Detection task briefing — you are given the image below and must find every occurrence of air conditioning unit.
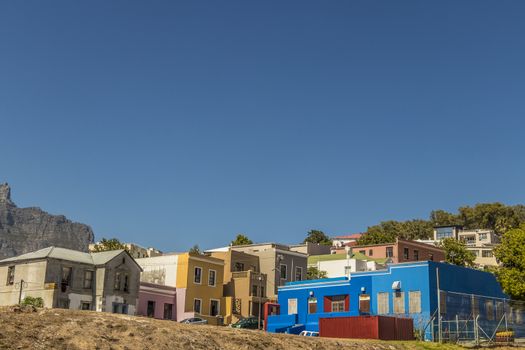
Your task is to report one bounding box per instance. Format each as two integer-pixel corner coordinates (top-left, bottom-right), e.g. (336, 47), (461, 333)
(391, 281), (402, 290)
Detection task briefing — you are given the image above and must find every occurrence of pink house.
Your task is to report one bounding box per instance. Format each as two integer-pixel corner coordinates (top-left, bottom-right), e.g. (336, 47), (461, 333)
(137, 282), (177, 320)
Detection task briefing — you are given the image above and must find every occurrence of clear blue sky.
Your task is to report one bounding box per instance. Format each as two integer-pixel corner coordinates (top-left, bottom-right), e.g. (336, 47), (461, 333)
(1, 1), (524, 251)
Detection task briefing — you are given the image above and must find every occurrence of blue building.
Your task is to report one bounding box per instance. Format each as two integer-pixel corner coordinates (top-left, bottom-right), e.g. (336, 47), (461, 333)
(267, 261), (510, 340)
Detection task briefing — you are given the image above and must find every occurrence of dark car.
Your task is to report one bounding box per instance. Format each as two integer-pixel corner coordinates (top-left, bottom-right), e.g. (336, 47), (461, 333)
(230, 317), (262, 329)
(179, 317), (208, 325)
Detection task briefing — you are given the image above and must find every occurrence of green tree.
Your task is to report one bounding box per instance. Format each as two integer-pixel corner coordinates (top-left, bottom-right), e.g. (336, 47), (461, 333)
(438, 238), (475, 267)
(303, 230), (332, 246)
(306, 266), (328, 280)
(494, 224), (525, 300)
(189, 244), (201, 254)
(92, 238), (126, 252)
(357, 220), (433, 245)
(430, 210), (460, 227)
(231, 234), (253, 246)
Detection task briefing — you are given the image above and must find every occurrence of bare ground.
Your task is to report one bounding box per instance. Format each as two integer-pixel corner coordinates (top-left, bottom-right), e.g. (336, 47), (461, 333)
(0, 307), (506, 350)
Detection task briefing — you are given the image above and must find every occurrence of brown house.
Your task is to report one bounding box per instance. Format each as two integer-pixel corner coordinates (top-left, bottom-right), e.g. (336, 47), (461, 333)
(352, 238), (445, 263)
(206, 248), (267, 324)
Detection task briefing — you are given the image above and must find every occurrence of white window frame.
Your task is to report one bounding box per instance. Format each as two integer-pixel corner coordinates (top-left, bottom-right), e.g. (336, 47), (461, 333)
(193, 298), (202, 314)
(288, 298), (298, 315)
(295, 266), (303, 281)
(208, 269), (217, 287)
(194, 266), (203, 285)
(209, 298), (220, 317)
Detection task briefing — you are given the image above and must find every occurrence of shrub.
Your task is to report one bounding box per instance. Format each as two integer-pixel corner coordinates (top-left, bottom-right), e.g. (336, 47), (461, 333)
(21, 296), (44, 308)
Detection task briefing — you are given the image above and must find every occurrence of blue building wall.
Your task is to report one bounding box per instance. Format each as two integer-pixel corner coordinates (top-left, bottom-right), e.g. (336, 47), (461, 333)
(267, 261), (508, 338)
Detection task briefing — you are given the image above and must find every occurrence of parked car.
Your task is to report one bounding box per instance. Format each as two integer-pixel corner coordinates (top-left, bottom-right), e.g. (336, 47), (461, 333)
(179, 317), (208, 325)
(230, 317), (262, 329)
(299, 331), (319, 337)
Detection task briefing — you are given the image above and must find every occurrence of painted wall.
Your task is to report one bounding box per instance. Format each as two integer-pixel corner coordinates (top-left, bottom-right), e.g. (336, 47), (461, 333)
(267, 261), (508, 338)
(137, 282), (177, 320)
(136, 254), (179, 287)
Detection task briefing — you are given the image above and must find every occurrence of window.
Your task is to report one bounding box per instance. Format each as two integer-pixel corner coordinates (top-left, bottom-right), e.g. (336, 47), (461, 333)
(359, 294), (370, 314)
(386, 247), (393, 258)
(208, 269), (216, 286)
(377, 292), (389, 314)
(496, 301), (504, 320)
(260, 286), (265, 297)
(6, 266), (15, 285)
(61, 267), (72, 292)
(359, 250), (366, 255)
(288, 298), (298, 315)
(471, 295), (479, 317)
(482, 250), (494, 258)
(479, 233), (487, 241)
(194, 299), (202, 314)
(413, 250), (419, 261)
(295, 267), (302, 281)
(472, 250), (480, 257)
(210, 299), (220, 317)
(429, 253), (434, 261)
(123, 274), (129, 292)
(114, 272), (121, 290)
(409, 291), (421, 313)
(194, 267), (202, 284)
(252, 285), (258, 296)
(233, 298), (242, 314)
(147, 300), (156, 317)
(280, 264), (287, 280)
(308, 297), (317, 314)
(234, 262), (244, 272)
(164, 303), (173, 320)
(436, 227), (454, 240)
(393, 292), (405, 314)
(368, 249), (373, 256)
(403, 248), (409, 260)
(331, 295), (346, 312)
(83, 270), (93, 289)
(81, 302), (91, 310)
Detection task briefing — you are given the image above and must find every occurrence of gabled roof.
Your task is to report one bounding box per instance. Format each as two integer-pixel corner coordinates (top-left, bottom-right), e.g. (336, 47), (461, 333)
(0, 246), (125, 266)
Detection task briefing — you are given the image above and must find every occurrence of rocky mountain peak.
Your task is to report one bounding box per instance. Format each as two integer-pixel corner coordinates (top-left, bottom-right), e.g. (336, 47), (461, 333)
(0, 183), (14, 206)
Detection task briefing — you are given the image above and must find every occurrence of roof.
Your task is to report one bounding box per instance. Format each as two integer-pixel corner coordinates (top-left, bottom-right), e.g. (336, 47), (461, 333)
(332, 233), (364, 240)
(308, 252), (388, 265)
(0, 246), (126, 266)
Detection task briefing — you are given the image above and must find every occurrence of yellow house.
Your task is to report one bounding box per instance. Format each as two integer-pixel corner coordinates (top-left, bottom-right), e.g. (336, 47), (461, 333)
(136, 252), (225, 324)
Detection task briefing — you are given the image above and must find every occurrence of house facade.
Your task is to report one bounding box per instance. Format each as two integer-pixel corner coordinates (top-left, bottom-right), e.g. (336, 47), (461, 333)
(266, 261), (509, 340)
(308, 252), (383, 278)
(431, 226), (500, 267)
(136, 252), (225, 324)
(137, 282), (177, 320)
(353, 238), (445, 264)
(230, 243), (308, 300)
(207, 248), (267, 324)
(0, 247), (142, 314)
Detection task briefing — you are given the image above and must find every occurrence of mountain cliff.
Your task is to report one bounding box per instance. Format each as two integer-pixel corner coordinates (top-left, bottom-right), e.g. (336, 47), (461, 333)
(0, 183), (94, 259)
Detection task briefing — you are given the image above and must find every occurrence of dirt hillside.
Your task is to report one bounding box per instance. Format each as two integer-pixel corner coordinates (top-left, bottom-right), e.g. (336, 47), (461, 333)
(0, 307), (461, 350)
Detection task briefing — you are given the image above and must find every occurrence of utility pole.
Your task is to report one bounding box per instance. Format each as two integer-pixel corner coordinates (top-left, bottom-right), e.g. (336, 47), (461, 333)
(436, 268), (442, 343)
(17, 279), (26, 304)
(258, 275), (263, 330)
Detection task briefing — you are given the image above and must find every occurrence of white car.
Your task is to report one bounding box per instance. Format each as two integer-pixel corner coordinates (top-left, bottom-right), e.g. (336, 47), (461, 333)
(299, 331), (319, 337)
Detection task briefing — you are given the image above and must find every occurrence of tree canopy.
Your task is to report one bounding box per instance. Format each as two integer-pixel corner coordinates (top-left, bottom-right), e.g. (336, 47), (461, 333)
(189, 244), (201, 254)
(92, 238), (127, 252)
(231, 234), (253, 246)
(306, 266), (328, 280)
(357, 203), (525, 245)
(494, 224), (525, 300)
(438, 238), (476, 267)
(303, 230), (332, 246)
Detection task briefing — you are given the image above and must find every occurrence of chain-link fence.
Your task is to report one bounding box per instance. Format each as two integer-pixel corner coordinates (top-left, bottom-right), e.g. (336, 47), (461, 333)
(420, 290), (525, 345)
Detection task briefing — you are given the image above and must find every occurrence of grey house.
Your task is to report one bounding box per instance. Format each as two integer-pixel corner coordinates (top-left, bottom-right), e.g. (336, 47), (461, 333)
(230, 243), (308, 300)
(0, 246), (142, 314)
